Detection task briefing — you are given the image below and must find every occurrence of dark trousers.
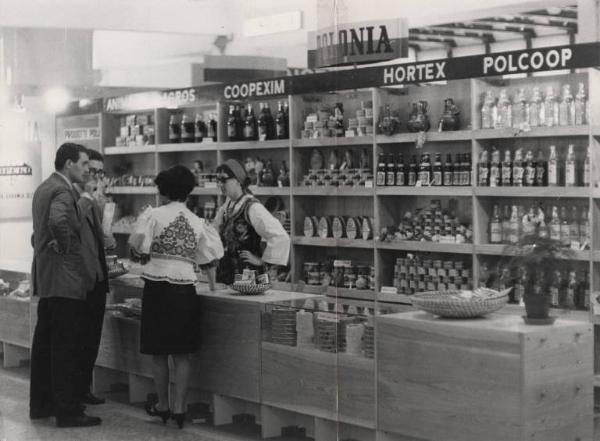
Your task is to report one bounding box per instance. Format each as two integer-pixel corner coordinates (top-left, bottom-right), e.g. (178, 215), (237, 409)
(30, 297), (86, 418)
(79, 281), (107, 396)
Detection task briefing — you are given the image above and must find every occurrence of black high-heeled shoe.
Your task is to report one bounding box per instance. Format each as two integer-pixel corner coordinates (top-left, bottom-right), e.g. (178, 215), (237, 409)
(145, 402), (170, 424)
(171, 412), (186, 429)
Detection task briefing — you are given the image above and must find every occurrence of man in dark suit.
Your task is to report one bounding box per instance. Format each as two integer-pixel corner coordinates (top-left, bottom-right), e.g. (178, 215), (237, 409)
(29, 143), (102, 428)
(75, 148), (113, 405)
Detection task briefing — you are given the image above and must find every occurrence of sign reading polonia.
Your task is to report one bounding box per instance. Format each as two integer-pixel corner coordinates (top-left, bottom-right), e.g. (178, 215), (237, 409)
(307, 18), (408, 69)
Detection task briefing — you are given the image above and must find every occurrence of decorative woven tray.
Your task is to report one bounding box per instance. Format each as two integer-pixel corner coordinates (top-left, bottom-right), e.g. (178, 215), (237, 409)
(231, 282), (272, 295)
(410, 288), (509, 318)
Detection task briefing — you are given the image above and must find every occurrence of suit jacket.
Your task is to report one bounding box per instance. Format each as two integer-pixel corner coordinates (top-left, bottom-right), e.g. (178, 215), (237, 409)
(31, 172), (85, 299)
(77, 195), (109, 294)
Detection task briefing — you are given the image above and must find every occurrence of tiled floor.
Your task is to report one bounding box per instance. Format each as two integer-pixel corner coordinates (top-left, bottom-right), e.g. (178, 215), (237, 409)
(0, 365), (274, 441)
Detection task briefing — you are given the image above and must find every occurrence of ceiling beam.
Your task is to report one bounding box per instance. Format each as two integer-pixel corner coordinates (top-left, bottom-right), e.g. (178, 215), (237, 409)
(477, 16), (577, 31)
(410, 28), (495, 44)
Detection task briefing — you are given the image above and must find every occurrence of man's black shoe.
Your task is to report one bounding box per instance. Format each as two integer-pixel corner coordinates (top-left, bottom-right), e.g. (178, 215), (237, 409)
(30, 408), (54, 419)
(82, 392), (105, 405)
(56, 414), (102, 428)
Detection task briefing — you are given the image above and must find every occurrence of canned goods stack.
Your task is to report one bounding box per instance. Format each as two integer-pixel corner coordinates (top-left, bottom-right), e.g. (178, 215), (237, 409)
(362, 324), (375, 358)
(393, 256), (472, 294)
(271, 307), (297, 346)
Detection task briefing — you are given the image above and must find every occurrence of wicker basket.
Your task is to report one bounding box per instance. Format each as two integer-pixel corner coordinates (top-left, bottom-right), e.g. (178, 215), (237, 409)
(231, 282), (272, 295)
(410, 288), (508, 318)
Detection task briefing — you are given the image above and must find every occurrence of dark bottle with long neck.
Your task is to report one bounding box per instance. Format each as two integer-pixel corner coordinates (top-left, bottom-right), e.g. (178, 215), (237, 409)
(443, 153), (453, 186)
(275, 101), (288, 139)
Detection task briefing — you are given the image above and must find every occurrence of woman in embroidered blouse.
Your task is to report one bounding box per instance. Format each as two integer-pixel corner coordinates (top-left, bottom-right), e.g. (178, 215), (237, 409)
(214, 159), (290, 284)
(128, 165), (223, 429)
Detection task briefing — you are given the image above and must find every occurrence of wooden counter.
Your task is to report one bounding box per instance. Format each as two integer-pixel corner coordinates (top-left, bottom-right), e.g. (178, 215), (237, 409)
(377, 311), (594, 441)
(0, 296), (30, 347)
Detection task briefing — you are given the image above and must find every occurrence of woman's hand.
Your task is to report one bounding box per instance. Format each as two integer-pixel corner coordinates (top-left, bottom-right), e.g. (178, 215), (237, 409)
(239, 250), (263, 266)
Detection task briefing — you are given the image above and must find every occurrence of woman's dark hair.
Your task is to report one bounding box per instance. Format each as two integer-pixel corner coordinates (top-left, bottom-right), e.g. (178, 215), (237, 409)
(155, 165), (195, 202)
(54, 143), (88, 170)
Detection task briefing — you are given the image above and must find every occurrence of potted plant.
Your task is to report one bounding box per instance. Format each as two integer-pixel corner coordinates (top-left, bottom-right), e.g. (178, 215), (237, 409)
(502, 234), (575, 321)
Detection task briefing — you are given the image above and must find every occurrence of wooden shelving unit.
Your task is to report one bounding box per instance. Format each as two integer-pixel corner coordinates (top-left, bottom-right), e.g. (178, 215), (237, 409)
(377, 241), (473, 254)
(156, 142), (217, 153)
(103, 145), (155, 155)
(292, 187), (373, 197)
(293, 236), (374, 249)
(474, 186), (590, 198)
(376, 186), (472, 196)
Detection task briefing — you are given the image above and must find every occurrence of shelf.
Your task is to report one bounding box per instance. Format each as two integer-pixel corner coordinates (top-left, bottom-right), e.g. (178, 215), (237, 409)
(105, 186), (157, 195)
(474, 186), (590, 198)
(376, 186), (472, 196)
(103, 146), (155, 155)
(472, 125), (590, 139)
(292, 186), (374, 196)
(475, 244), (592, 261)
(248, 186), (290, 196)
(293, 236), (374, 249)
(292, 136), (373, 148)
(375, 130), (472, 144)
(190, 186), (219, 196)
(326, 286), (376, 301)
(156, 142), (217, 153)
(377, 241), (473, 254)
(219, 139), (289, 151)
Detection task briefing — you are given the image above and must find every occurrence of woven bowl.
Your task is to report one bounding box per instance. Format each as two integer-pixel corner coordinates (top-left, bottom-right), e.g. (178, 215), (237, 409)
(231, 282), (272, 295)
(410, 288), (508, 318)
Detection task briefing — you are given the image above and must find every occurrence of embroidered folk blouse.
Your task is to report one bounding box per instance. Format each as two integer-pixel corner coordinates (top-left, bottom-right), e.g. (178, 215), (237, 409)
(129, 201), (224, 285)
(213, 194), (290, 266)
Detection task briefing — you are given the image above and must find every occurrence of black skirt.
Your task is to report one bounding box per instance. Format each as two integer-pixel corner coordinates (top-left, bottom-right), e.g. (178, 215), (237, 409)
(140, 280), (200, 355)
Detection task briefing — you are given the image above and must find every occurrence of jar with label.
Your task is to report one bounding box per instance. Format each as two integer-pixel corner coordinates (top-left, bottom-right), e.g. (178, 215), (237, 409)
(332, 264), (345, 287)
(343, 265), (357, 289)
(304, 262), (321, 285)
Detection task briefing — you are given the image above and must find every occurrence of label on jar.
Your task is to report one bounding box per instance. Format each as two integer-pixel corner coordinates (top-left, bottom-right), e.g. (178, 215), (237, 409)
(318, 217), (331, 238)
(346, 217), (360, 240)
(303, 216), (316, 237)
(332, 216), (346, 239)
(361, 217), (373, 240)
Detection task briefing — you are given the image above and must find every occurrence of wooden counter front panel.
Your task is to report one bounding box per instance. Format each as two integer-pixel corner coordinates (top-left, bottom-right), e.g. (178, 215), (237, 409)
(192, 297), (261, 402)
(377, 318), (522, 441)
(0, 297), (31, 347)
(337, 353), (376, 427)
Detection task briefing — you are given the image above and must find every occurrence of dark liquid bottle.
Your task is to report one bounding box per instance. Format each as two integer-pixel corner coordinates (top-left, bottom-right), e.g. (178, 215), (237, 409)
(432, 153), (442, 186)
(275, 101), (288, 139)
(386, 154), (396, 186)
(227, 105), (237, 141)
(265, 102), (276, 139)
(418, 153), (431, 185)
(208, 114), (218, 142)
(442, 153), (453, 186)
(408, 155), (417, 186)
(376, 153), (386, 186)
(235, 105), (244, 140)
(194, 113), (205, 143)
(453, 153), (462, 186)
(181, 114), (195, 143)
(244, 103), (257, 141)
(501, 150), (512, 186)
(464, 153), (472, 186)
(169, 114), (181, 143)
(257, 103), (268, 141)
(395, 154), (406, 186)
(535, 149), (547, 186)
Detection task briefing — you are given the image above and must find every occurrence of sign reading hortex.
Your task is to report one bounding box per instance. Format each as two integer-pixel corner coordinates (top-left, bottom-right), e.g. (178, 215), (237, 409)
(308, 19), (408, 68)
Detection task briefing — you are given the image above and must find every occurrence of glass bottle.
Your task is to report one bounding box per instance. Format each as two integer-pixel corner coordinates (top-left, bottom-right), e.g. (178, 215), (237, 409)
(244, 103), (257, 141)
(494, 89), (512, 129)
(376, 153), (386, 186)
(386, 154), (396, 186)
(549, 206), (561, 242)
(275, 101), (288, 139)
(580, 269), (590, 310)
(537, 205), (548, 239)
(486, 148), (500, 188)
(529, 87), (542, 127)
(395, 154), (406, 186)
(547, 145), (558, 186)
(452, 153), (462, 186)
(583, 146), (590, 187)
(432, 153), (443, 186)
(194, 113), (205, 143)
(574, 83), (586, 125)
(490, 204), (502, 244)
(512, 87), (529, 129)
(334, 103), (345, 137)
(264, 102), (275, 139)
(257, 103), (268, 141)
(560, 206), (570, 248)
(549, 270), (561, 307)
(543, 86), (559, 127)
(523, 150), (535, 187)
(501, 149), (512, 186)
(180, 114), (195, 143)
(408, 155), (418, 186)
(569, 206), (580, 249)
(565, 270), (577, 309)
(481, 90), (495, 129)
(169, 114), (181, 143)
(565, 144), (576, 187)
(234, 105), (244, 140)
(208, 113), (218, 142)
(443, 153), (453, 186)
(535, 150), (547, 187)
(508, 205), (520, 244)
(559, 84), (574, 126)
(464, 153), (472, 186)
(512, 148), (524, 187)
(522, 206), (537, 237)
(226, 105), (237, 141)
(501, 205), (511, 243)
(579, 208), (591, 249)
(418, 153), (432, 185)
(478, 149), (490, 187)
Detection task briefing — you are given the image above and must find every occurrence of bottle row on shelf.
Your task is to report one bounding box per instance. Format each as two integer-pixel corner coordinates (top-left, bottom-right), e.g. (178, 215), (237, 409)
(480, 263), (590, 310)
(480, 83), (587, 130)
(227, 101), (289, 141)
(478, 144), (590, 187)
(390, 256), (472, 295)
(489, 203), (591, 249)
(378, 98), (461, 136)
(241, 157), (290, 187)
(380, 199), (472, 244)
(303, 260), (375, 291)
(168, 113), (218, 144)
(301, 101), (374, 139)
(376, 152), (472, 187)
(303, 215), (374, 241)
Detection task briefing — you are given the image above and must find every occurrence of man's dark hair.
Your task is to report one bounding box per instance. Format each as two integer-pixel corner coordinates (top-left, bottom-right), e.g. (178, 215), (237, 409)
(54, 143), (88, 170)
(87, 148), (104, 162)
(155, 165), (195, 202)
